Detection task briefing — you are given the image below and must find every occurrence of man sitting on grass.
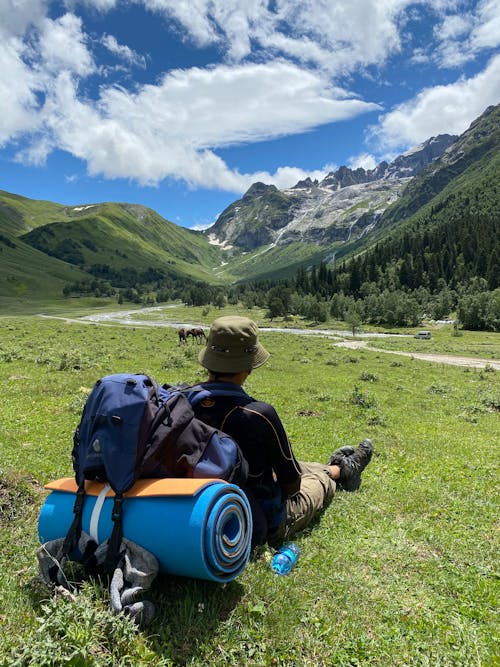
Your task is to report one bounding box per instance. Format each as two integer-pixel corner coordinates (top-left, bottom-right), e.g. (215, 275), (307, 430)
(191, 315), (374, 547)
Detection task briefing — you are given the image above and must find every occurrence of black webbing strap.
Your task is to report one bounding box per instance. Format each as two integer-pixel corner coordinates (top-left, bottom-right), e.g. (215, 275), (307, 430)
(64, 484), (86, 552)
(103, 493), (125, 575)
(47, 483), (86, 586)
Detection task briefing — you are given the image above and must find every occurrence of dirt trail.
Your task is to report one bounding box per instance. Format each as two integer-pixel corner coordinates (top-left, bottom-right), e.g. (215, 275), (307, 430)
(335, 340), (500, 370)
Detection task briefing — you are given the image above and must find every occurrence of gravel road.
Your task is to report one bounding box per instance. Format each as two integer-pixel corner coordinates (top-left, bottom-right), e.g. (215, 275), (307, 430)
(335, 340), (500, 370)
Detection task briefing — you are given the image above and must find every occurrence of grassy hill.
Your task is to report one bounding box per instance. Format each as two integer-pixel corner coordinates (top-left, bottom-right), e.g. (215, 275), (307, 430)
(0, 193), (234, 310)
(20, 202), (225, 282)
(0, 195), (91, 311)
(0, 189), (68, 235)
(215, 240), (340, 282)
(0, 237), (90, 312)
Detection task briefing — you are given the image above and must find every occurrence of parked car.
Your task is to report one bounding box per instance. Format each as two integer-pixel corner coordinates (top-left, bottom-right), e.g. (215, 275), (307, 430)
(414, 331), (432, 339)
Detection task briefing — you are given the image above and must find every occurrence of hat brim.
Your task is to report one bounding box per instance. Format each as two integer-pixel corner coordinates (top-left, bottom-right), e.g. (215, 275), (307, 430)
(198, 342), (270, 373)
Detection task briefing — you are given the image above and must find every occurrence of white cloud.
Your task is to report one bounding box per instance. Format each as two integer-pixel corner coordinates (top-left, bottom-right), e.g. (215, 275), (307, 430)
(434, 0), (500, 67)
(66, 0), (118, 9)
(15, 135), (54, 166)
(143, 0), (220, 47)
(26, 61), (377, 190)
(0, 10), (94, 146)
(72, 0), (497, 76)
(189, 221), (214, 231)
(1, 0), (499, 197)
(470, 0), (500, 50)
(271, 0), (403, 71)
(39, 13), (94, 76)
(128, 0), (412, 72)
(256, 164), (336, 190)
(137, 0), (495, 78)
(101, 34), (146, 68)
(348, 153), (378, 170)
(435, 41), (473, 68)
(99, 62), (379, 149)
(209, 1), (265, 61)
(410, 47), (431, 64)
(436, 13), (472, 40)
(368, 54), (500, 151)
(0, 0), (47, 38)
(0, 38), (40, 144)
(175, 161), (334, 194)
(0, 2), (52, 145)
(0, 1), (387, 190)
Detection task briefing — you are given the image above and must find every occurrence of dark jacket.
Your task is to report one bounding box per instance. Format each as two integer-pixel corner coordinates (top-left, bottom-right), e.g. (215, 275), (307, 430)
(191, 381), (302, 544)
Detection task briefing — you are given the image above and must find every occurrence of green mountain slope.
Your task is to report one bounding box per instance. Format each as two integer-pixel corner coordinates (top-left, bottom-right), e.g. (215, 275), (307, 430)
(379, 104), (500, 229)
(0, 191), (233, 284)
(328, 113), (500, 295)
(0, 192), (233, 309)
(0, 235), (89, 308)
(0, 193), (89, 308)
(0, 189), (68, 236)
(217, 240), (335, 282)
(20, 202), (224, 281)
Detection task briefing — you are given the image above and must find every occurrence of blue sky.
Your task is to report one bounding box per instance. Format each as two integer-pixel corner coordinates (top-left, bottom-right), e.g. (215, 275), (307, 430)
(1, 1), (499, 229)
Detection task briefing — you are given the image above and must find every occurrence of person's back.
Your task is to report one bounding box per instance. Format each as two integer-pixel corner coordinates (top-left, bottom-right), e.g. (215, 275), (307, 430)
(191, 381), (301, 498)
(188, 380), (300, 544)
(192, 316), (373, 547)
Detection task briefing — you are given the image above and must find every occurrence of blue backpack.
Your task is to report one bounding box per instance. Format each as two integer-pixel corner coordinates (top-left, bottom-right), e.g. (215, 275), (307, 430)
(73, 374), (247, 490)
(54, 373), (248, 580)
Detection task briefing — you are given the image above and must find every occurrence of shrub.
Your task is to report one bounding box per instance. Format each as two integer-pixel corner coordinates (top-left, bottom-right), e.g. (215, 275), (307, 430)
(7, 589), (163, 667)
(359, 371), (378, 382)
(427, 383), (454, 396)
(349, 385), (378, 408)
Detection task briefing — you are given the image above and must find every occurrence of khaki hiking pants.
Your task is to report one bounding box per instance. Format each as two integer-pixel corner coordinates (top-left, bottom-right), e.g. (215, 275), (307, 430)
(272, 461), (336, 542)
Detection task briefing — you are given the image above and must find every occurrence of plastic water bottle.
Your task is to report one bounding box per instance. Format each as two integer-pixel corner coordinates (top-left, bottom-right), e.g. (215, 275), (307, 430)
(271, 543), (300, 575)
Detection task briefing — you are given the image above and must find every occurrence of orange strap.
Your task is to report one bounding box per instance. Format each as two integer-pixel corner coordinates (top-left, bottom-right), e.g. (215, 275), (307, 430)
(44, 477), (226, 497)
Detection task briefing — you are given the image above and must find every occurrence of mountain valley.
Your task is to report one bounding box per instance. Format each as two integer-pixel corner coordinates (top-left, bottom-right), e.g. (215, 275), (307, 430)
(0, 104), (498, 309)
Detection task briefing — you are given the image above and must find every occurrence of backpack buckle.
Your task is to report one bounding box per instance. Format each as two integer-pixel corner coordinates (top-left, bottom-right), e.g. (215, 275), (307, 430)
(111, 495), (124, 522)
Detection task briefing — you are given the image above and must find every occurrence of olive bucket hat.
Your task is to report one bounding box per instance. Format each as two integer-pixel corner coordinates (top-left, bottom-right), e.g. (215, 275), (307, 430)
(198, 316), (270, 373)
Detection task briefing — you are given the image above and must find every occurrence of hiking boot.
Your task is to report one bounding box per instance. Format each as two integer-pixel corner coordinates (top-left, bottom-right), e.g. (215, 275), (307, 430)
(329, 439), (373, 492)
(326, 445), (355, 465)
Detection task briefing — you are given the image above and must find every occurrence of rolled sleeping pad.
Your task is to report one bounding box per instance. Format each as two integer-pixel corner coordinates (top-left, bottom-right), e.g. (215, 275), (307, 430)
(38, 477), (252, 582)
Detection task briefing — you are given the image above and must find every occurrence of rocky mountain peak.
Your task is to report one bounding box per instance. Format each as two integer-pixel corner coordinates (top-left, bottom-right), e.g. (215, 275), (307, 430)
(386, 134), (457, 177)
(206, 127), (463, 253)
(243, 182), (278, 199)
(291, 177), (319, 190)
(312, 134), (457, 192)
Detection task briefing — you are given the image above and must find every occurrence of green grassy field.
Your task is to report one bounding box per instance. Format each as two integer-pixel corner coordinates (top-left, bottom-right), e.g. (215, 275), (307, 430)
(0, 313), (498, 666)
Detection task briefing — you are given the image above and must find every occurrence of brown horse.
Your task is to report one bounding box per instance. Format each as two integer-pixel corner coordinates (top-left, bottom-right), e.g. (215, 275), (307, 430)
(186, 327), (207, 344)
(178, 327), (188, 344)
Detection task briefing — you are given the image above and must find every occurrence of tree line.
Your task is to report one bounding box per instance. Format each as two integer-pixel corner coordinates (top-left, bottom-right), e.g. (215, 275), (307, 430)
(62, 208), (499, 332)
